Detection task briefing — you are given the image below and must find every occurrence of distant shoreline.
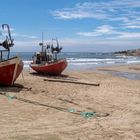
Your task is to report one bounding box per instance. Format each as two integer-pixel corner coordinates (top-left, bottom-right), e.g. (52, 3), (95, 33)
(114, 48), (140, 56)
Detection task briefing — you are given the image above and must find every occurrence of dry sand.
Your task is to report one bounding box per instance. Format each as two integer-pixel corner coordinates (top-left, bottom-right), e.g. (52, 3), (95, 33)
(0, 64), (140, 140)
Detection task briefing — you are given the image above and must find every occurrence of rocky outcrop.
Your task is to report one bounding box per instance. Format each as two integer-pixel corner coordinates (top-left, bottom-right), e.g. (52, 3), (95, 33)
(114, 48), (140, 56)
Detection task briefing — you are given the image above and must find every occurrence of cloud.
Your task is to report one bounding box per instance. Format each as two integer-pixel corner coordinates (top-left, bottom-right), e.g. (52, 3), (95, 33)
(0, 27), (15, 37)
(10, 36), (140, 52)
(125, 25), (140, 29)
(77, 24), (140, 40)
(11, 39), (41, 52)
(122, 18), (140, 29)
(52, 0), (140, 38)
(52, 0), (140, 22)
(52, 2), (108, 20)
(12, 33), (38, 39)
(59, 38), (140, 52)
(116, 32), (140, 39)
(53, 8), (107, 20)
(0, 26), (38, 40)
(77, 25), (118, 37)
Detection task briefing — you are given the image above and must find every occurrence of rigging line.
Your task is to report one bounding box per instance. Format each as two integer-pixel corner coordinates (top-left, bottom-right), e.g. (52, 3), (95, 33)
(0, 92), (109, 118)
(0, 92), (80, 115)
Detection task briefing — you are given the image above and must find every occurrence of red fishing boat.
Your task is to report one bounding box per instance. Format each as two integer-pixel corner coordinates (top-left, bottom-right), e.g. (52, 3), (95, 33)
(30, 34), (67, 75)
(30, 58), (67, 75)
(0, 24), (23, 86)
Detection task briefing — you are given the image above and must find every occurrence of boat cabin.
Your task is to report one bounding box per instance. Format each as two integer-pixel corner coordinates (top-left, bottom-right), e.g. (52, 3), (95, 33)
(32, 38), (62, 65)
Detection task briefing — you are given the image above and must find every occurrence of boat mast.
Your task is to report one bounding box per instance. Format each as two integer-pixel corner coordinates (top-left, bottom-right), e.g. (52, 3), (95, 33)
(42, 32), (44, 52)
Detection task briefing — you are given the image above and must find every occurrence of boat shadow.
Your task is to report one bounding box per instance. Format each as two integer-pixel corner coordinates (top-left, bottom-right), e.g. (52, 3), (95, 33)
(30, 72), (78, 80)
(0, 83), (24, 93)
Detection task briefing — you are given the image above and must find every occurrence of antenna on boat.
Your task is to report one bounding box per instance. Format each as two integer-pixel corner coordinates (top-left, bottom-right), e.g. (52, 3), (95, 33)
(2, 24), (14, 49)
(0, 24), (14, 59)
(39, 32), (44, 52)
(51, 38), (62, 60)
(42, 32), (44, 52)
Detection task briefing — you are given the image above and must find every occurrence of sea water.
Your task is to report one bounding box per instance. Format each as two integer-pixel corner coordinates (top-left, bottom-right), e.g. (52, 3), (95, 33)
(9, 52), (140, 80)
(10, 52), (140, 70)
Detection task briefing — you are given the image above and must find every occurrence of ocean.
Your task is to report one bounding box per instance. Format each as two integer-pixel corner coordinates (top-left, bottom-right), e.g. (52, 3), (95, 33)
(10, 52), (140, 71)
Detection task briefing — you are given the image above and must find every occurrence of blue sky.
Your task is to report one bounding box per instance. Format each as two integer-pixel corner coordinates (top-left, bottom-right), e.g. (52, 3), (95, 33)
(0, 0), (140, 52)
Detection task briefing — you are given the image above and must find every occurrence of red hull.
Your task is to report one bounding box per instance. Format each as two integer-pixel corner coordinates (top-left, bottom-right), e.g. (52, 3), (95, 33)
(0, 56), (23, 86)
(30, 59), (67, 75)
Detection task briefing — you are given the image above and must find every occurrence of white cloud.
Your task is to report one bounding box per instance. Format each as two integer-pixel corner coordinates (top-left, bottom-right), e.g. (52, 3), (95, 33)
(12, 33), (38, 39)
(10, 36), (140, 52)
(77, 25), (118, 37)
(52, 2), (108, 20)
(52, 0), (140, 22)
(122, 18), (140, 29)
(0, 27), (15, 36)
(95, 25), (114, 34)
(52, 0), (140, 46)
(77, 24), (140, 40)
(53, 9), (107, 20)
(125, 25), (140, 29)
(59, 38), (140, 52)
(0, 27), (38, 40)
(116, 32), (140, 39)
(11, 40), (41, 52)
(52, 0), (140, 35)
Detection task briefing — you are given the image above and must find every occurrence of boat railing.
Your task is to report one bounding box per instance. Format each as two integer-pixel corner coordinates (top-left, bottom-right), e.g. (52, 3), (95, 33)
(0, 49), (10, 61)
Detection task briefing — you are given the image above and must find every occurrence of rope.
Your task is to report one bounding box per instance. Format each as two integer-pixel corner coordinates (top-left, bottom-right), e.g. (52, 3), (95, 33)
(0, 92), (109, 119)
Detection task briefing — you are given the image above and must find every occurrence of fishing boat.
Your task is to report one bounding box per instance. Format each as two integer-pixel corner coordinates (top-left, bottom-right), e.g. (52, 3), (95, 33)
(0, 24), (23, 86)
(30, 34), (67, 75)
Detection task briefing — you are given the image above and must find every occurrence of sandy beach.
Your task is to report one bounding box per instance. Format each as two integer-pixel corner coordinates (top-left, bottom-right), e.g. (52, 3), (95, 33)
(0, 64), (140, 140)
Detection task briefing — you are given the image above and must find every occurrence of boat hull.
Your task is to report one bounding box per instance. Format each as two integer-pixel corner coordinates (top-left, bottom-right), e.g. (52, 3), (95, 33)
(30, 59), (67, 75)
(0, 56), (23, 86)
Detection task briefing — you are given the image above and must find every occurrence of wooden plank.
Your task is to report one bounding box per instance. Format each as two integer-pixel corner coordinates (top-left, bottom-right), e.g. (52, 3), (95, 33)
(44, 78), (100, 86)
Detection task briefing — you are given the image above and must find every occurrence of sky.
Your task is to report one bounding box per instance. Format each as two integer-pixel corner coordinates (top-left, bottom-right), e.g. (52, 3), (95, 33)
(0, 0), (140, 52)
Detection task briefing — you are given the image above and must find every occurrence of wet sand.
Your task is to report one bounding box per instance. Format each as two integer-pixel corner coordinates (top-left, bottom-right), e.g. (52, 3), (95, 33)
(0, 64), (140, 140)
(97, 63), (140, 80)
